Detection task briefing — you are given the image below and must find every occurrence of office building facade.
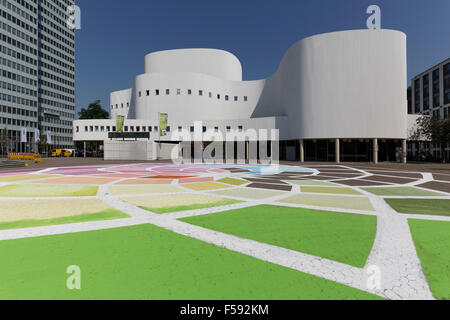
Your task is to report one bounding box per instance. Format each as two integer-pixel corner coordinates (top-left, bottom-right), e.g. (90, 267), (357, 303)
(0, 0), (75, 153)
(407, 58), (450, 160)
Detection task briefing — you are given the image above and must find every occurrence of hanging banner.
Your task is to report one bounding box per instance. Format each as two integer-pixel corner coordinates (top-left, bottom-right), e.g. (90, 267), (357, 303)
(35, 129), (40, 143)
(47, 131), (52, 144)
(116, 115), (125, 132)
(21, 128), (27, 143)
(159, 113), (168, 137)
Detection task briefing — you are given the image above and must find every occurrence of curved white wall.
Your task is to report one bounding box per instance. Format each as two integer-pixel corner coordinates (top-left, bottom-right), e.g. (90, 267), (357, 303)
(103, 29), (407, 142)
(145, 49), (243, 81)
(110, 88), (132, 119)
(253, 29), (407, 140)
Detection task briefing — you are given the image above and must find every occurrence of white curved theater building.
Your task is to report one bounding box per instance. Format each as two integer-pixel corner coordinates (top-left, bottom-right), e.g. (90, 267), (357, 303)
(73, 29), (410, 162)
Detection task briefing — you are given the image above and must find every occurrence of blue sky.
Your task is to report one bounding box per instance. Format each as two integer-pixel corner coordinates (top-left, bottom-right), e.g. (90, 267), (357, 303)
(75, 0), (450, 116)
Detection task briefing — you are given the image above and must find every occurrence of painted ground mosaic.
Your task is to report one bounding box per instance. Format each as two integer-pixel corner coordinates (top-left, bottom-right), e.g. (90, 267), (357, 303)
(0, 163), (449, 300)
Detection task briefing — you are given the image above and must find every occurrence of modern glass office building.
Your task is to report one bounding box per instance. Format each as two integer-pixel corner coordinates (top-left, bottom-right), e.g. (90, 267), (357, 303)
(0, 0), (75, 153)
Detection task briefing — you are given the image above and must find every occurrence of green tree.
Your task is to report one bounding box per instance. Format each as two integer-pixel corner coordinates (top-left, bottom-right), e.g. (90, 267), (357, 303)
(78, 100), (109, 120)
(415, 116), (450, 163)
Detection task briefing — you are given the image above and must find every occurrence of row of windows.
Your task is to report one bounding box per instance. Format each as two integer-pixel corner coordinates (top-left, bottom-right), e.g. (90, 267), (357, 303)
(39, 48), (74, 72)
(138, 89), (248, 102)
(41, 33), (74, 58)
(1, 104), (37, 117)
(1, 56), (37, 77)
(0, 79), (38, 97)
(40, 40), (74, 65)
(39, 68), (75, 89)
(1, 43), (37, 66)
(0, 8), (37, 36)
(78, 124), (246, 134)
(41, 87), (74, 104)
(112, 102), (130, 110)
(1, 69), (38, 88)
(41, 106), (74, 121)
(40, 78), (74, 96)
(1, 23), (37, 55)
(0, 116), (37, 128)
(0, 91), (37, 107)
(1, 20), (37, 46)
(39, 96), (74, 113)
(39, 23), (74, 50)
(1, 0), (36, 24)
(11, 0), (37, 14)
(39, 5), (75, 43)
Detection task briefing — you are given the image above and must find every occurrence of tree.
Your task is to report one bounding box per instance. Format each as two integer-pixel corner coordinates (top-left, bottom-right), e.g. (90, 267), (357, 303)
(415, 116), (450, 163)
(78, 100), (109, 120)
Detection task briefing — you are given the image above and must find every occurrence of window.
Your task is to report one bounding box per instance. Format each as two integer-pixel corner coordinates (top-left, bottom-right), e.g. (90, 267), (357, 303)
(139, 91), (142, 97)
(234, 96), (238, 101)
(149, 127), (153, 132)
(209, 92), (212, 98)
(178, 126), (182, 132)
(76, 126), (79, 132)
(155, 90), (160, 95)
(177, 89), (181, 95)
(190, 126), (194, 133)
(166, 89), (170, 95)
(214, 127), (219, 132)
(226, 126), (231, 132)
(199, 90), (203, 96)
(225, 95), (229, 101)
(217, 94), (220, 100)
(244, 96), (248, 102)
(188, 89), (192, 95)
(203, 126), (207, 133)
(166, 126), (171, 132)
(238, 126), (243, 132)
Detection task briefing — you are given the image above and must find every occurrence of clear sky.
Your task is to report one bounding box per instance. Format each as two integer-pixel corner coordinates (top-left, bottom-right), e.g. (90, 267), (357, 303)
(74, 0), (450, 116)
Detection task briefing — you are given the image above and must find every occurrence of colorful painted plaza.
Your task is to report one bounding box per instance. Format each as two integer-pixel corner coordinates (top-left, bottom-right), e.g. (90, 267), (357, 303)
(0, 163), (449, 300)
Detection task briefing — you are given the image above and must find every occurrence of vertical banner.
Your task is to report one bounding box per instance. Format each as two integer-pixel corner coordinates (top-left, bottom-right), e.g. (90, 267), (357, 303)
(35, 129), (40, 143)
(47, 131), (52, 144)
(116, 115), (125, 132)
(159, 113), (168, 137)
(21, 128), (27, 143)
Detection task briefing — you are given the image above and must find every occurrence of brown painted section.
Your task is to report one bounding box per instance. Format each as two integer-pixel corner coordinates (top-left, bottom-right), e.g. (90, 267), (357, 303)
(361, 175), (415, 184)
(367, 171), (423, 179)
(417, 181), (450, 194)
(337, 179), (388, 186)
(433, 174), (450, 182)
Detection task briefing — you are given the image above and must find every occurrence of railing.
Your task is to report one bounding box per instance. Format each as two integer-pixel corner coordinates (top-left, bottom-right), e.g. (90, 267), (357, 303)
(7, 153), (43, 163)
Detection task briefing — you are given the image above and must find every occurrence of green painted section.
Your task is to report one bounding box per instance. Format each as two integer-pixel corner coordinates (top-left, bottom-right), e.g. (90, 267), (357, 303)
(0, 209), (129, 231)
(408, 219), (450, 300)
(0, 224), (382, 299)
(386, 199), (450, 217)
(181, 205), (377, 268)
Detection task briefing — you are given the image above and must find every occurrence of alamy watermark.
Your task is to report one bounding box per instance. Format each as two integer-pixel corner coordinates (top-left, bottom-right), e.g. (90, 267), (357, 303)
(366, 265), (382, 291)
(67, 5), (81, 30)
(66, 265), (81, 290)
(366, 5), (381, 30)
(167, 121), (279, 165)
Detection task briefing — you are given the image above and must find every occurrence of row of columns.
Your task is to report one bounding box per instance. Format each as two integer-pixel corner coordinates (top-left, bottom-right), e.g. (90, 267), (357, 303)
(298, 139), (407, 164)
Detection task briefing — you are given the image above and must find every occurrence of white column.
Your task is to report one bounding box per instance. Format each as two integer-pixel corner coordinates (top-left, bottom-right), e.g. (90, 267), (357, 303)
(299, 139), (305, 163)
(373, 139), (379, 164)
(335, 139), (340, 163)
(402, 139), (407, 164)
